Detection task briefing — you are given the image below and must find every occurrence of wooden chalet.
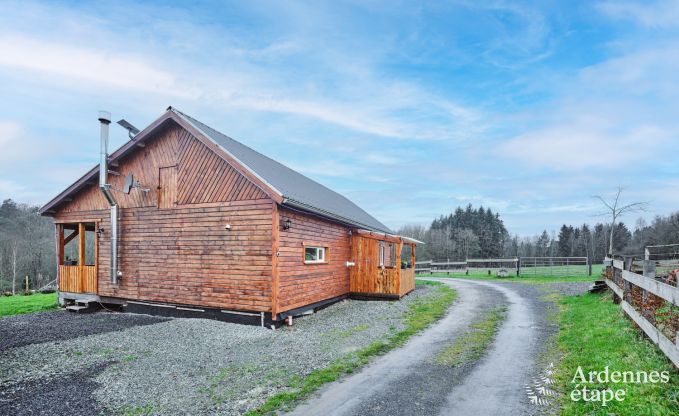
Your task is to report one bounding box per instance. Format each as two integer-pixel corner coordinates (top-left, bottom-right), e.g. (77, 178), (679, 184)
(39, 107), (419, 325)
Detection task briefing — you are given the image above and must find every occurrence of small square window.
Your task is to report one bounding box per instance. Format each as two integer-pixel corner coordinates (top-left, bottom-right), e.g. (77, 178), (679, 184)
(305, 246), (326, 263)
(378, 241), (396, 268)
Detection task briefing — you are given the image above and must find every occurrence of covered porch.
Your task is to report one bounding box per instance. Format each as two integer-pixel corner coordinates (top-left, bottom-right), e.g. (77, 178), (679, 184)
(56, 221), (98, 294)
(349, 230), (417, 298)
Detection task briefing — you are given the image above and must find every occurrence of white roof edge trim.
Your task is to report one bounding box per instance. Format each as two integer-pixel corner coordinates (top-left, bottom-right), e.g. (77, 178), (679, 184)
(171, 109), (284, 199)
(356, 229), (424, 245)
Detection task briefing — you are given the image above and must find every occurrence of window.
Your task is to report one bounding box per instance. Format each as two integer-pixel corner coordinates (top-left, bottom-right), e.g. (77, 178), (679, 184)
(305, 246), (326, 264)
(378, 241), (397, 268)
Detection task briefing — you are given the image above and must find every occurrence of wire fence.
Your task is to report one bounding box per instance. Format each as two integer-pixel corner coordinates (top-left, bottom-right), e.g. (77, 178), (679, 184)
(416, 256), (592, 277)
(518, 257), (590, 277)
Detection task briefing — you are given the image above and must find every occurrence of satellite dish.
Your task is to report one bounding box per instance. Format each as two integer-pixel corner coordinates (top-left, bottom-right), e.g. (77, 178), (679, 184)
(123, 173), (134, 194)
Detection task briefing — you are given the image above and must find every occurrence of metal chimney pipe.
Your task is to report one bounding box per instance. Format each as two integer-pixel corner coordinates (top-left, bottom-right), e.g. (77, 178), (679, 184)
(97, 110), (120, 284)
(98, 111), (111, 189)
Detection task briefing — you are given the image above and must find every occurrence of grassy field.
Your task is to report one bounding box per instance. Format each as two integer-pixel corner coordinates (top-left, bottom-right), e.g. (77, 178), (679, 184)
(555, 292), (679, 415)
(418, 273), (598, 284)
(246, 280), (457, 415)
(0, 292), (59, 318)
(420, 264), (603, 281)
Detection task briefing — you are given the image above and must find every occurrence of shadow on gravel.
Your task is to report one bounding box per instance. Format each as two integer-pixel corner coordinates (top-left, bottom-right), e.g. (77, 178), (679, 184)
(0, 361), (112, 416)
(0, 310), (170, 350)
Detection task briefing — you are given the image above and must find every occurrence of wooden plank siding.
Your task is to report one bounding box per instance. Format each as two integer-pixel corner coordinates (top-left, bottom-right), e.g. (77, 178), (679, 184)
(53, 120), (276, 312)
(58, 265), (97, 293)
(349, 235), (416, 297)
(55, 201), (274, 311)
(276, 208), (351, 312)
(50, 117), (414, 317)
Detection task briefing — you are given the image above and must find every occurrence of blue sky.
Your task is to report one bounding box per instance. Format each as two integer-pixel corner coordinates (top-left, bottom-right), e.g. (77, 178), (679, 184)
(1, 0), (678, 235)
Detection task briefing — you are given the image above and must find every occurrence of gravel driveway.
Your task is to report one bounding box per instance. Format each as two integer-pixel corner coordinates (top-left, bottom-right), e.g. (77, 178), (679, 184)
(289, 278), (591, 416)
(0, 285), (440, 416)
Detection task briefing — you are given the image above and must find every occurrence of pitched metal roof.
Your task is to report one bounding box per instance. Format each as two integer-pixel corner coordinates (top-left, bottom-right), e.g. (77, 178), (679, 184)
(170, 108), (391, 233)
(40, 108), (391, 233)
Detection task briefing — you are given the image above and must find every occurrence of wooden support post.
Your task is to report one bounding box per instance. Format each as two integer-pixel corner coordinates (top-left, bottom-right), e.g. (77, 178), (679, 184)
(411, 244), (416, 270)
(396, 240), (402, 296)
(643, 260), (656, 279)
(78, 222), (86, 293)
(95, 224), (99, 293)
(55, 224), (64, 291)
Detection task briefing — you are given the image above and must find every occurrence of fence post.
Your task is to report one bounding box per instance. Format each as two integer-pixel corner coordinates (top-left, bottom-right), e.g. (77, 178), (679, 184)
(643, 260), (656, 279)
(517, 258), (521, 276)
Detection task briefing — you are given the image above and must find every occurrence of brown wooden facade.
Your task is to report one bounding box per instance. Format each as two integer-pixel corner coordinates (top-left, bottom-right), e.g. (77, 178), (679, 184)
(45, 116), (416, 320)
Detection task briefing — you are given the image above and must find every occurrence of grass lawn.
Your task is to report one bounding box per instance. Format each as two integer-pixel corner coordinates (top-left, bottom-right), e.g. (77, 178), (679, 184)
(0, 293), (59, 318)
(419, 273), (598, 284)
(419, 263), (603, 284)
(555, 292), (679, 415)
(245, 279), (457, 415)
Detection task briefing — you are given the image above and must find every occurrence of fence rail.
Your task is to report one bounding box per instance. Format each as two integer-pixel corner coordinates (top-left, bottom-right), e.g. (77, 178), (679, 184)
(518, 256), (590, 277)
(415, 256), (591, 277)
(606, 258), (679, 367)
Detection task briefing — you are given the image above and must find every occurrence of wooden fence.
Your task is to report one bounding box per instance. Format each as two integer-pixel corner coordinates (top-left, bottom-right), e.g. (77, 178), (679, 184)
(605, 258), (679, 367)
(416, 257), (590, 277)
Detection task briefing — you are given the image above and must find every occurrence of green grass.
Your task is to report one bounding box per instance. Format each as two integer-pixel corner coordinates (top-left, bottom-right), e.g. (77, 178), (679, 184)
(555, 292), (679, 415)
(419, 273), (598, 284)
(0, 292), (58, 318)
(419, 264), (604, 283)
(244, 280), (457, 415)
(436, 306), (506, 367)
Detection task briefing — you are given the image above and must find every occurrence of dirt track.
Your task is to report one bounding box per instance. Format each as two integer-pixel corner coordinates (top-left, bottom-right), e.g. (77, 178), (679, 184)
(288, 279), (589, 416)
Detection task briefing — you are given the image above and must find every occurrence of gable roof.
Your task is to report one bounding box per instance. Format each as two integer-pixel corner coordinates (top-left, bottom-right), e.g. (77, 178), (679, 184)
(40, 107), (391, 234)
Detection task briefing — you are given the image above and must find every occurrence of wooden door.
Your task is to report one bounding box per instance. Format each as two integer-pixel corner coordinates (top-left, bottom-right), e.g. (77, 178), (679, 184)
(158, 166), (177, 209)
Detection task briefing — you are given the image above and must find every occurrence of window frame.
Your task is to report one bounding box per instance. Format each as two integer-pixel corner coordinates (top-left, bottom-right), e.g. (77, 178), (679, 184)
(378, 241), (397, 268)
(303, 244), (328, 264)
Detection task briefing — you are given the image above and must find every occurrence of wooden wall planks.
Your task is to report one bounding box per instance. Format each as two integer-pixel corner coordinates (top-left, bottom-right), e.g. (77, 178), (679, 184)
(51, 118), (413, 316)
(349, 235), (415, 297)
(53, 120), (276, 312)
(177, 134), (268, 205)
(59, 122), (269, 213)
(277, 208), (351, 312)
(55, 201), (273, 311)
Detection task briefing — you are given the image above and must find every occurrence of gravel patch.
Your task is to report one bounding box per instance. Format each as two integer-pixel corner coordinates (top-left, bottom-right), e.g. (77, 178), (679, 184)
(0, 285), (442, 415)
(0, 309), (169, 350)
(0, 362), (111, 416)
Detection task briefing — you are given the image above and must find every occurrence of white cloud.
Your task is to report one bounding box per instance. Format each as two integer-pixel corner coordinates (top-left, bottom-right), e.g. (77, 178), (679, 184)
(0, 35), (196, 98)
(597, 1), (679, 28)
(499, 121), (668, 170)
(0, 121), (53, 165)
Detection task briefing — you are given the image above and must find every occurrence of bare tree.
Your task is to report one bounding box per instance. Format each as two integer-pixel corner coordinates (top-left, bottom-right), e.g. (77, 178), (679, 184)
(593, 187), (648, 257)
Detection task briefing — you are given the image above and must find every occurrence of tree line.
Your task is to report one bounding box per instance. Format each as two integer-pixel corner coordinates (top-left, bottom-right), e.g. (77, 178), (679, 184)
(398, 204), (679, 263)
(0, 199), (55, 293)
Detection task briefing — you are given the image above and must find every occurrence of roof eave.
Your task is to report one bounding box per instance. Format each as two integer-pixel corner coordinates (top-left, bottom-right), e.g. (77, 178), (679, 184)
(39, 112), (178, 215)
(282, 198), (392, 234)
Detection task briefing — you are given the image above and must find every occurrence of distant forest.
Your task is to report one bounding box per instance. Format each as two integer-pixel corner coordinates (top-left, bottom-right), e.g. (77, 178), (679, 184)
(3, 198), (679, 292)
(398, 204), (679, 262)
(0, 199), (54, 293)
